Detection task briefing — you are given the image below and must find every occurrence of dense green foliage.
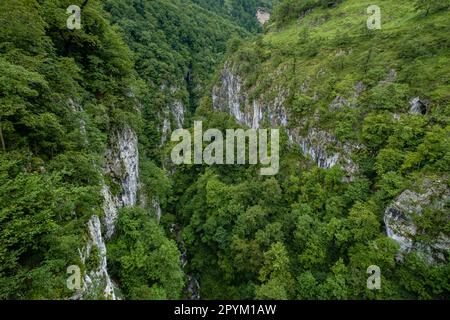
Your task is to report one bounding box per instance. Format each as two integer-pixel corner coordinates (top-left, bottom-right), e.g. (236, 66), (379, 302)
(0, 0), (134, 299)
(0, 0), (265, 300)
(103, 0), (249, 159)
(172, 0), (450, 299)
(107, 208), (184, 300)
(1, 0), (449, 300)
(192, 0), (276, 32)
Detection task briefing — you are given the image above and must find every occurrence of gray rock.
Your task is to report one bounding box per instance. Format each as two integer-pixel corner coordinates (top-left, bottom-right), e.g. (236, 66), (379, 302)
(212, 63), (359, 175)
(329, 95), (348, 111)
(74, 126), (140, 300)
(409, 97), (429, 115)
(256, 8), (270, 25)
(379, 69), (397, 84)
(384, 183), (450, 263)
(103, 127), (139, 238)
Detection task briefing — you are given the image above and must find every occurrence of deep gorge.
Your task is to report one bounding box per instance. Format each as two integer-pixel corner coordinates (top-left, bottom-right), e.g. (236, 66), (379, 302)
(0, 0), (449, 300)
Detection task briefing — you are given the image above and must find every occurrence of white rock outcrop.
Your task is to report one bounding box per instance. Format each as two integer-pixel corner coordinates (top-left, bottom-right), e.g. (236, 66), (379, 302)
(384, 182), (450, 263)
(256, 8), (271, 25)
(103, 126), (139, 238)
(75, 126), (140, 300)
(409, 97), (428, 115)
(212, 64), (359, 174)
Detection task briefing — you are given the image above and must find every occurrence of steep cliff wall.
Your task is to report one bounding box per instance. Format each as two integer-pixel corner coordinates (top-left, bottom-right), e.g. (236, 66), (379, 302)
(74, 126), (139, 299)
(103, 127), (139, 238)
(384, 179), (450, 263)
(212, 63), (359, 174)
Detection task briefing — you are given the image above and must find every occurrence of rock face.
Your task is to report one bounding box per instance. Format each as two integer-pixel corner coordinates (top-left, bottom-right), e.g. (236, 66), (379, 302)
(298, 129), (340, 169)
(160, 87), (185, 146)
(212, 65), (248, 124)
(212, 63), (358, 174)
(172, 100), (185, 129)
(384, 190), (423, 251)
(68, 98), (88, 145)
(409, 97), (429, 115)
(103, 126), (139, 238)
(152, 197), (162, 223)
(329, 82), (365, 111)
(256, 8), (270, 25)
(212, 64), (289, 129)
(73, 216), (117, 300)
(74, 126), (140, 300)
(161, 117), (171, 145)
(384, 182), (450, 263)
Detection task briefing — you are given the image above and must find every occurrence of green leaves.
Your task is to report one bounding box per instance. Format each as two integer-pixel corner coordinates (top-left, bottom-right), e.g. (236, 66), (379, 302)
(345, 202), (380, 244)
(415, 0), (449, 16)
(1, 0), (449, 301)
(107, 208), (184, 300)
(0, 0), (48, 53)
(0, 158), (60, 298)
(0, 169), (59, 258)
(362, 112), (395, 150)
(256, 242), (294, 300)
(367, 83), (409, 111)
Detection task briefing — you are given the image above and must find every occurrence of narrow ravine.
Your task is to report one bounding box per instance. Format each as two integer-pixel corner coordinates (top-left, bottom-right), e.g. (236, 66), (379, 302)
(171, 223), (201, 300)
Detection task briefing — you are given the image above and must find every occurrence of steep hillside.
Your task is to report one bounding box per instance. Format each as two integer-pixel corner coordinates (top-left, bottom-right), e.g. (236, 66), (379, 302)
(0, 0), (246, 300)
(192, 0), (277, 31)
(0, 0), (144, 299)
(104, 0), (250, 160)
(1, 0), (448, 301)
(176, 0), (450, 299)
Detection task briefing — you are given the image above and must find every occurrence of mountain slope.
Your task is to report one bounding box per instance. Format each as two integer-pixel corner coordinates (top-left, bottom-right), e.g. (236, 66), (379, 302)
(0, 0), (259, 300)
(104, 0), (249, 159)
(0, 0), (241, 299)
(176, 0), (450, 299)
(1, 0), (448, 301)
(191, 0), (276, 31)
